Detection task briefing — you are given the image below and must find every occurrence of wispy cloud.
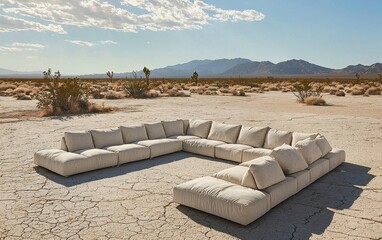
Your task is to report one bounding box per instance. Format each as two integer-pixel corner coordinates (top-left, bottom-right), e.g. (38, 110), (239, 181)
(65, 40), (118, 47)
(0, 0), (264, 34)
(0, 42), (46, 52)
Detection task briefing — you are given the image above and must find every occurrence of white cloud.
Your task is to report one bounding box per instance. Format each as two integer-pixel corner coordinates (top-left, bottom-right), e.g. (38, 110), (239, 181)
(0, 0), (264, 33)
(0, 14), (67, 34)
(66, 40), (118, 47)
(0, 42), (46, 52)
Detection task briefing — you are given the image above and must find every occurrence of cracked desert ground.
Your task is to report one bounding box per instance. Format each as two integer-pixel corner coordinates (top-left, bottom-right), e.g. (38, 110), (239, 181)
(0, 92), (381, 240)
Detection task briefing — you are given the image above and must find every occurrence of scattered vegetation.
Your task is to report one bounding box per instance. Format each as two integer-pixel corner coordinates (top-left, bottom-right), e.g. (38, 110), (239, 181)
(143, 67), (151, 86)
(124, 79), (150, 98)
(191, 71), (199, 85)
(291, 80), (323, 103)
(304, 96), (327, 106)
(106, 71), (114, 82)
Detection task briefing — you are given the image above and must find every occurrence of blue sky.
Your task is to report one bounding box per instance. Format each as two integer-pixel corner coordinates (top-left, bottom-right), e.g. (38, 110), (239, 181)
(0, 0), (381, 75)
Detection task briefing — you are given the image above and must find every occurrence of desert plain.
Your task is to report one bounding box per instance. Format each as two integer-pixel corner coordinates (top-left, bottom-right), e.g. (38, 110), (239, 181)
(0, 91), (381, 239)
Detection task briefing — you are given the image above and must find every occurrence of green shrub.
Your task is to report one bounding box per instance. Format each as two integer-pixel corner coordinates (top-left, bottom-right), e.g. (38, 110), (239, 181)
(292, 80), (323, 102)
(124, 80), (149, 98)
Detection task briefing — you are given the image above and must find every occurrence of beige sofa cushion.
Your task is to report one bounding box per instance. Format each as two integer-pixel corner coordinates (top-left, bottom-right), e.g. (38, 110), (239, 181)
(213, 165), (257, 189)
(64, 131), (94, 152)
(144, 122), (166, 139)
(186, 119), (212, 138)
(262, 177), (297, 208)
(136, 139), (183, 158)
(292, 132), (318, 146)
(183, 138), (226, 158)
(236, 126), (269, 148)
(288, 170), (310, 192)
(249, 157), (286, 189)
(315, 135), (332, 156)
(162, 120), (184, 137)
(270, 144), (308, 174)
(308, 158), (330, 182)
(173, 176), (270, 226)
(106, 144), (150, 165)
(242, 148), (272, 162)
(324, 148), (345, 171)
(60, 137), (68, 151)
(294, 138), (322, 164)
(207, 122), (242, 144)
(90, 128), (124, 149)
(176, 118), (189, 134)
(215, 144), (253, 163)
(263, 129), (292, 149)
(120, 125), (148, 143)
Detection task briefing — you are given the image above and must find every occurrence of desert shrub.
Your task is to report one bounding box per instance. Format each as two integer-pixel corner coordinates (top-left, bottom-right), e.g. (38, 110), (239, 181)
(304, 96), (326, 106)
(365, 87), (381, 95)
(292, 80), (323, 102)
(35, 71), (90, 114)
(124, 80), (149, 98)
(231, 89), (246, 96)
(335, 90), (346, 97)
(0, 83), (17, 91)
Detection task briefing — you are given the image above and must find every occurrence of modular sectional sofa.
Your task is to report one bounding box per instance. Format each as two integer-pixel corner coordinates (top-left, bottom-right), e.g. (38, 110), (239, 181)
(34, 119), (345, 226)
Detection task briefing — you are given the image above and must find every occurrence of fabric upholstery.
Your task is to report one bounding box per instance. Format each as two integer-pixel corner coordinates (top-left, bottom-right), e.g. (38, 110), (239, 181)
(263, 177), (298, 208)
(144, 122), (167, 140)
(292, 132), (318, 146)
(106, 144), (150, 165)
(186, 119), (212, 138)
(60, 137), (68, 151)
(236, 126), (269, 148)
(248, 157), (286, 189)
(215, 144), (252, 163)
(120, 125), (148, 143)
(308, 158), (330, 183)
(294, 138), (322, 164)
(241, 156), (274, 167)
(173, 176), (270, 226)
(90, 128), (124, 149)
(270, 144), (308, 174)
(263, 129), (292, 149)
(288, 170), (310, 192)
(242, 148), (272, 162)
(176, 118), (189, 135)
(168, 135), (200, 140)
(207, 122), (241, 144)
(213, 165), (257, 189)
(136, 139), (182, 158)
(324, 148), (345, 170)
(315, 135), (333, 157)
(162, 120), (184, 137)
(64, 131), (94, 152)
(183, 139), (225, 158)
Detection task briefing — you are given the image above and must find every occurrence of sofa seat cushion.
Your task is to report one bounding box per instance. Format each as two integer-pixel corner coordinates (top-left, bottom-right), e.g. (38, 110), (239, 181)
(215, 144), (253, 163)
(294, 138), (322, 164)
(242, 148), (272, 162)
(34, 149), (117, 177)
(323, 148), (345, 171)
(90, 128), (124, 149)
(236, 126), (269, 148)
(64, 131), (94, 152)
(168, 135), (200, 141)
(287, 170), (310, 192)
(263, 177), (298, 208)
(162, 120), (184, 137)
(248, 157), (286, 189)
(207, 122), (242, 144)
(307, 158), (330, 183)
(270, 144), (308, 174)
(183, 139), (226, 158)
(106, 144), (150, 165)
(315, 135), (333, 157)
(186, 119), (212, 138)
(120, 125), (148, 143)
(213, 165), (257, 189)
(173, 176), (270, 226)
(136, 139), (183, 158)
(144, 122), (167, 139)
(291, 132), (318, 146)
(263, 129), (292, 149)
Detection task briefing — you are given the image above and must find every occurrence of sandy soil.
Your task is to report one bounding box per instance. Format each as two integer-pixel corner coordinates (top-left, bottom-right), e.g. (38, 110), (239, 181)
(0, 92), (381, 239)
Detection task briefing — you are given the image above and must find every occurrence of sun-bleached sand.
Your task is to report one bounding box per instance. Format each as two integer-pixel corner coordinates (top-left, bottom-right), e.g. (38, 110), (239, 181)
(0, 92), (381, 239)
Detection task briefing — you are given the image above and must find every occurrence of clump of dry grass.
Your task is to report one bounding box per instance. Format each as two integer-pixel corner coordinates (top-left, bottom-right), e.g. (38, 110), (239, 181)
(335, 90), (346, 97)
(365, 87), (381, 95)
(304, 96), (327, 106)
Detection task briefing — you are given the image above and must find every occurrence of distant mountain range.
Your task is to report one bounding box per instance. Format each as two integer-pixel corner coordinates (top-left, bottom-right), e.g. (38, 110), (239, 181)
(1, 59), (382, 78)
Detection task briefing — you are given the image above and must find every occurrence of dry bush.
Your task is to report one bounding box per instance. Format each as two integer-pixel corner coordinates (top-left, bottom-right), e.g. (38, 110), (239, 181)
(350, 88), (364, 95)
(0, 83), (17, 91)
(124, 80), (149, 98)
(304, 96), (327, 106)
(335, 90), (346, 97)
(105, 91), (123, 99)
(365, 87), (381, 95)
(231, 89), (246, 96)
(13, 87), (32, 95)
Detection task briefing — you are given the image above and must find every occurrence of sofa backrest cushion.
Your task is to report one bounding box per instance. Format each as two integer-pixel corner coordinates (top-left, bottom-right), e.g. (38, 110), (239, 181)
(162, 120), (184, 137)
(64, 131), (95, 152)
(144, 122), (166, 139)
(263, 128), (292, 149)
(120, 124), (148, 143)
(207, 122), (242, 144)
(91, 128), (124, 149)
(291, 132), (318, 146)
(60, 137), (68, 151)
(213, 165), (257, 189)
(186, 119), (212, 138)
(314, 135), (332, 157)
(270, 144), (308, 174)
(176, 118), (189, 135)
(236, 126), (269, 147)
(294, 138), (322, 164)
(248, 157), (286, 189)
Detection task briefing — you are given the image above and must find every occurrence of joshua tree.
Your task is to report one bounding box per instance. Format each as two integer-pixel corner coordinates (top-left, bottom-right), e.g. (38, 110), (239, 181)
(191, 71), (199, 85)
(106, 71), (113, 82)
(143, 67), (150, 86)
(355, 72), (360, 80)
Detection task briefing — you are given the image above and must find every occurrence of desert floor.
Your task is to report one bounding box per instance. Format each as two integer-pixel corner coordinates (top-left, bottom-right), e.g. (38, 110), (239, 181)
(0, 92), (381, 240)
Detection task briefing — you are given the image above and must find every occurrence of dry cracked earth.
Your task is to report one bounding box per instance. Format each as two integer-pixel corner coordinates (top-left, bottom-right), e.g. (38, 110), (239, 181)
(0, 92), (381, 240)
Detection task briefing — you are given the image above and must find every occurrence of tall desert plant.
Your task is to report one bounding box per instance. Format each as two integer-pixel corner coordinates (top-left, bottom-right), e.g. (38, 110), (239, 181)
(124, 79), (149, 98)
(106, 71), (113, 82)
(191, 71), (199, 85)
(292, 80), (323, 102)
(143, 67), (150, 86)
